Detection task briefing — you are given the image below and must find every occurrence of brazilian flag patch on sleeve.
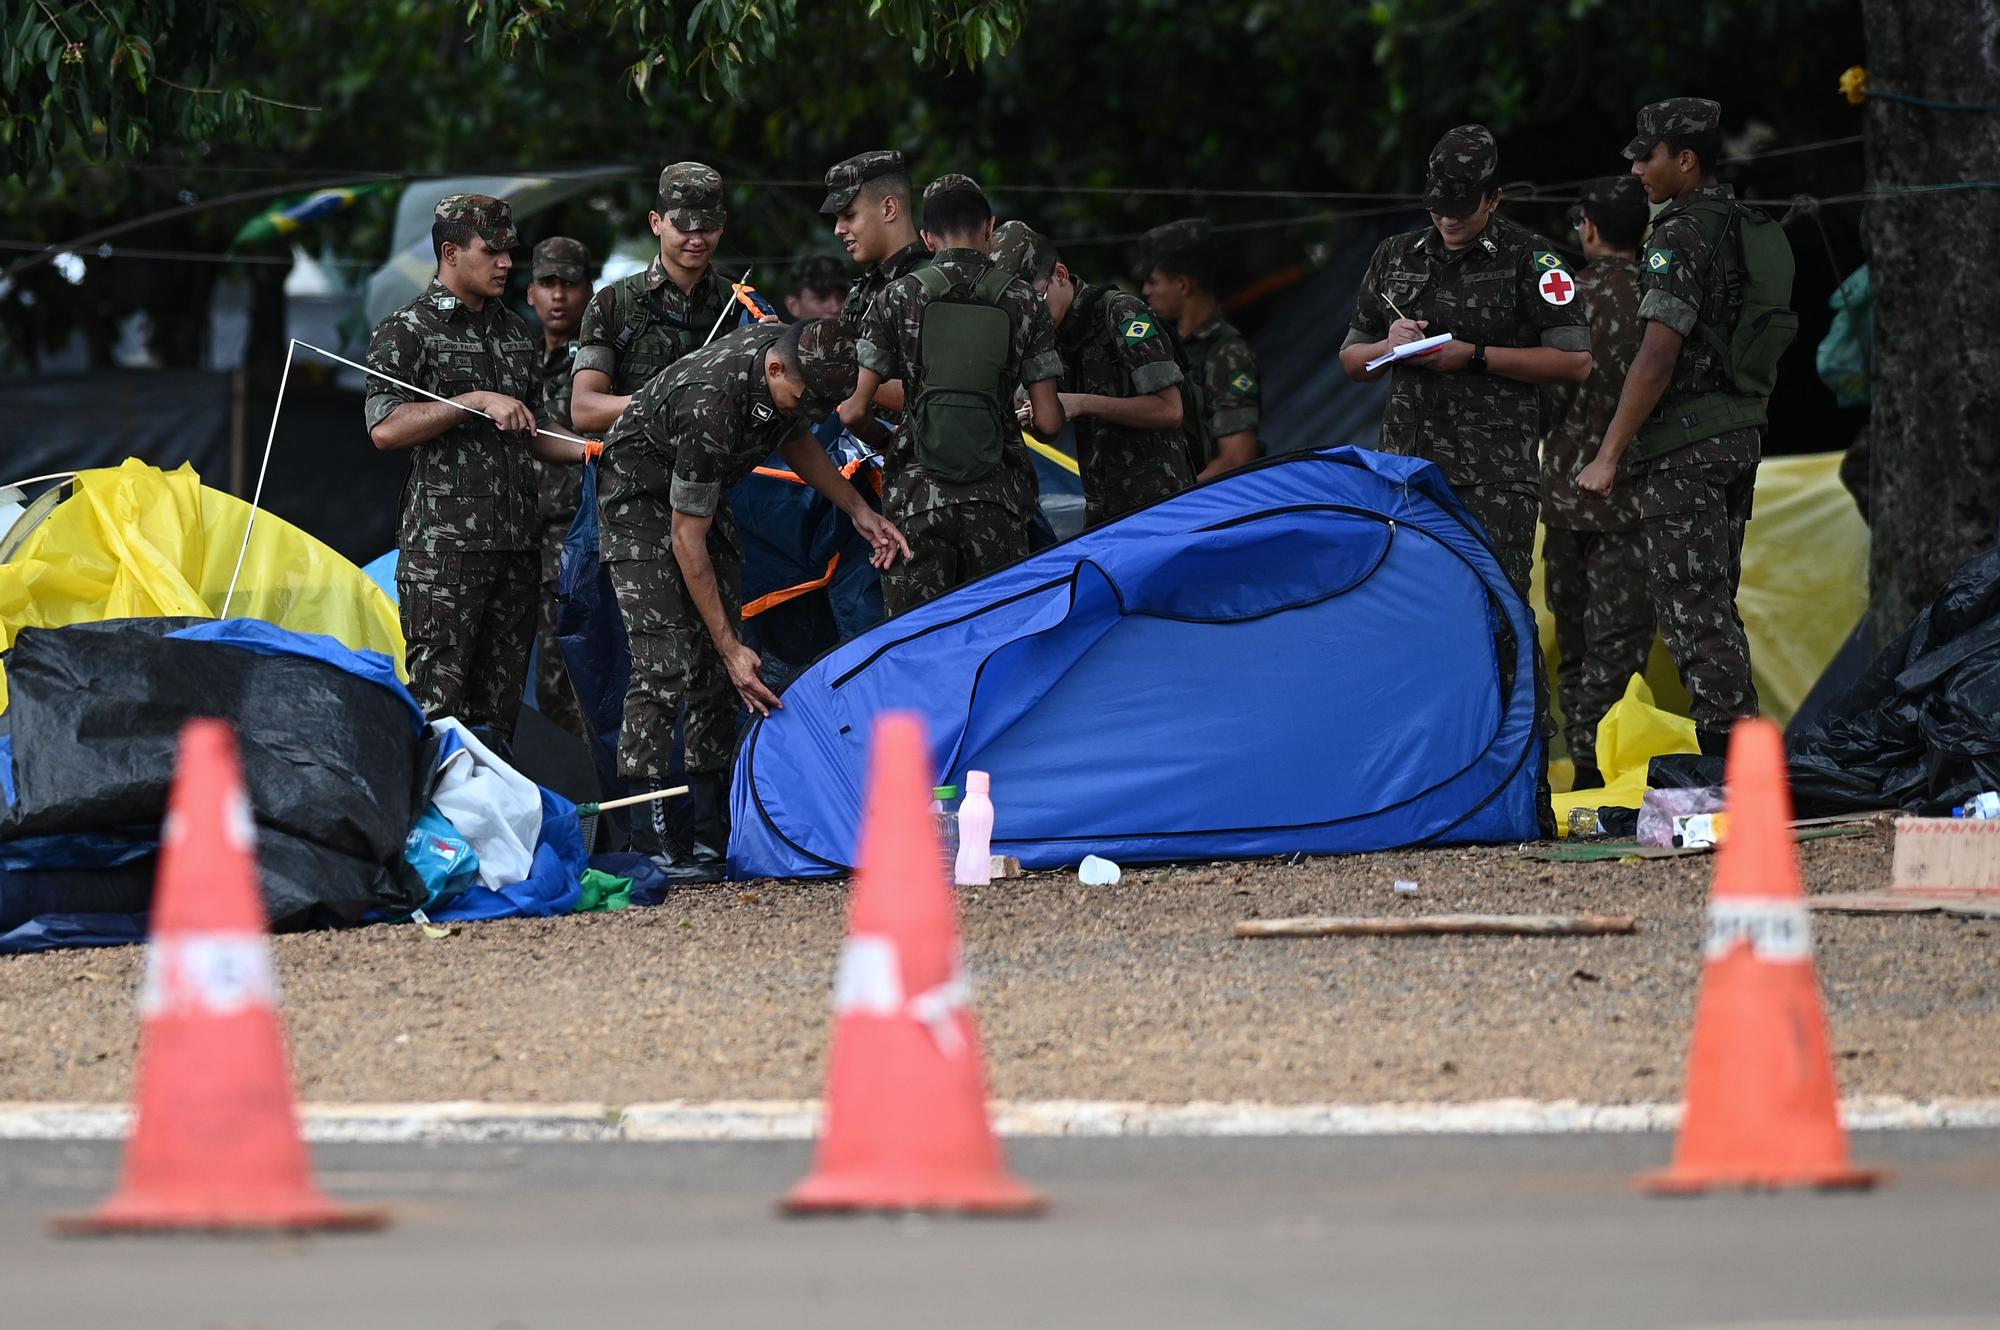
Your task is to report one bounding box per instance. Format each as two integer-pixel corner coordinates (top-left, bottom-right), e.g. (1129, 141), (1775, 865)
(1645, 247), (1675, 274)
(1229, 372), (1257, 396)
(1120, 317), (1156, 342)
(1532, 250), (1566, 270)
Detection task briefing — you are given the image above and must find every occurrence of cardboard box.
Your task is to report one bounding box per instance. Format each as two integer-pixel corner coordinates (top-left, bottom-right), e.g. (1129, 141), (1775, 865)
(1889, 816), (2000, 894)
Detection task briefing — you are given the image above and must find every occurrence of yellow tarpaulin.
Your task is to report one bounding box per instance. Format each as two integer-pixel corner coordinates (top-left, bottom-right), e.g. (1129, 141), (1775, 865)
(1550, 676), (1698, 835)
(1534, 450), (1868, 785)
(0, 460), (404, 712)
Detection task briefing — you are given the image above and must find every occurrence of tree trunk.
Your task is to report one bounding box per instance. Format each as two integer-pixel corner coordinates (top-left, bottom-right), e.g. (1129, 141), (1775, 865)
(1860, 0), (2000, 646)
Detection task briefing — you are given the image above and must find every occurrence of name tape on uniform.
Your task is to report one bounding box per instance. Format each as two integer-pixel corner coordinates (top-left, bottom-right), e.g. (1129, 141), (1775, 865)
(1703, 898), (1812, 963)
(138, 933), (280, 1019)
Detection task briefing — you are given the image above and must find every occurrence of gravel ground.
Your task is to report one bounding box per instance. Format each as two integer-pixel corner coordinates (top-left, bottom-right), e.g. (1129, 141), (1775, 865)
(3, 823), (1995, 1105)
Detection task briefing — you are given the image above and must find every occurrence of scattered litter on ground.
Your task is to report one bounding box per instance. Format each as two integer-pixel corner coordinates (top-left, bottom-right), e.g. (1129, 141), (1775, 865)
(1078, 855), (1121, 886)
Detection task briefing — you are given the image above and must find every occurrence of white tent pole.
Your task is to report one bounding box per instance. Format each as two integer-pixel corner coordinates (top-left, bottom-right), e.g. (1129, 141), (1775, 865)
(220, 338), (298, 619)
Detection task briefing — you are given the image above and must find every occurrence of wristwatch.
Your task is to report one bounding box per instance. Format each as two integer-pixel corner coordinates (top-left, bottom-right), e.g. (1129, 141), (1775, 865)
(1469, 344), (1488, 374)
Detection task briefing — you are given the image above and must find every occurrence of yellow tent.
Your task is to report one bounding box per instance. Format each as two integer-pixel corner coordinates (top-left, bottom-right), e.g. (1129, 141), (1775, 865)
(0, 460), (404, 713)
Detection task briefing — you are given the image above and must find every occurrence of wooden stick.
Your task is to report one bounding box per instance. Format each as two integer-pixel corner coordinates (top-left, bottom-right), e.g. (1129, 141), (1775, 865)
(1234, 913), (1638, 939)
(580, 785), (690, 814)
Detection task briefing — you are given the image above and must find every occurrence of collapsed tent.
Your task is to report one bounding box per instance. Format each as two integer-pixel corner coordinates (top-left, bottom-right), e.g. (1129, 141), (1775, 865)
(730, 446), (1543, 877)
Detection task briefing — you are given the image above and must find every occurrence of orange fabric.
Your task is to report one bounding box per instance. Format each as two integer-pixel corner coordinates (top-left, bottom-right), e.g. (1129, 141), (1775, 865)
(742, 554), (841, 620)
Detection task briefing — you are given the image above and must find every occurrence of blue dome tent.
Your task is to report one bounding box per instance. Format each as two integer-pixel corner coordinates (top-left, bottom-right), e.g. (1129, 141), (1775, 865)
(728, 447), (1543, 878)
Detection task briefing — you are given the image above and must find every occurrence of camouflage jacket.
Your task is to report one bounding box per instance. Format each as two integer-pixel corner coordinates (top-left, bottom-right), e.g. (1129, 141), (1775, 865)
(1542, 258), (1645, 531)
(1183, 313), (1261, 442)
(856, 247), (1061, 521)
(839, 238), (934, 339)
(574, 257), (731, 397)
(1345, 214), (1591, 489)
(363, 278), (540, 553)
(596, 323), (805, 562)
(536, 336), (583, 528)
(1637, 183), (1757, 469)
(1061, 283), (1191, 518)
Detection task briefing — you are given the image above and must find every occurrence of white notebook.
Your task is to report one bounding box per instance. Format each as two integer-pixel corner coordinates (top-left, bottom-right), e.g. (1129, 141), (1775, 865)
(1364, 333), (1453, 373)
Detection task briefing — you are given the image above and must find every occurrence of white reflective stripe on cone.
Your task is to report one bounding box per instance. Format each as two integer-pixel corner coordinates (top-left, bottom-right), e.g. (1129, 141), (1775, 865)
(1704, 898), (1812, 962)
(831, 934), (970, 1057)
(138, 933), (280, 1018)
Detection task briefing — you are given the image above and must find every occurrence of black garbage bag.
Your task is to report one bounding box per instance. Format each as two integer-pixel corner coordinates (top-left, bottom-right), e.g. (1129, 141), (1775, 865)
(0, 620), (427, 927)
(1787, 522), (2000, 817)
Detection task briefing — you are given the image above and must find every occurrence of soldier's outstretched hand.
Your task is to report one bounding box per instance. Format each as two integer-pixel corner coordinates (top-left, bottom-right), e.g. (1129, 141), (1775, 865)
(725, 642), (784, 717)
(459, 391), (535, 434)
(853, 509), (913, 569)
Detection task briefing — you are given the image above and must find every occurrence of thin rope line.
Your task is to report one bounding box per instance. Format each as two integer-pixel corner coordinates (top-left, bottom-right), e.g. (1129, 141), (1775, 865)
(220, 338), (296, 618)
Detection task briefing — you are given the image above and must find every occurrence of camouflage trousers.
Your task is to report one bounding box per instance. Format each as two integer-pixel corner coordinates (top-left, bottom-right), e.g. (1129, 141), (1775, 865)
(606, 545), (741, 788)
(397, 548), (538, 741)
(880, 500), (1034, 616)
(534, 518), (588, 742)
(1542, 525), (1656, 771)
(1634, 447), (1759, 729)
(1458, 483), (1541, 605)
(1079, 436), (1195, 529)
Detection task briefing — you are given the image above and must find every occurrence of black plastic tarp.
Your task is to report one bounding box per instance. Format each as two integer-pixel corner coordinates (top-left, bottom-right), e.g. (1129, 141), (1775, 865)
(1788, 522), (2000, 816)
(0, 619), (427, 927)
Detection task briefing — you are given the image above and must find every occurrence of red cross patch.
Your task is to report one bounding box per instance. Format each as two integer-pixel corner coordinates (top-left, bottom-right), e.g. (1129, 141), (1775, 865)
(1538, 268), (1576, 306)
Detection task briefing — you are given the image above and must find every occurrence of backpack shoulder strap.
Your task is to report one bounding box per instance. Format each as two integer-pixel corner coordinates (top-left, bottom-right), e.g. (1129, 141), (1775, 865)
(914, 265), (950, 301)
(610, 277), (654, 353)
(972, 263), (1013, 306)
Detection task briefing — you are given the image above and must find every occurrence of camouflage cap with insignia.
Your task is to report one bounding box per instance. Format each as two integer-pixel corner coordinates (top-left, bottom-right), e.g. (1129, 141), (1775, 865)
(1422, 124), (1499, 218)
(790, 317), (860, 410)
(531, 236), (592, 283)
(819, 149), (908, 215)
(1623, 97), (1722, 160)
(991, 220), (1058, 284)
(656, 162), (727, 231)
(433, 194), (519, 250)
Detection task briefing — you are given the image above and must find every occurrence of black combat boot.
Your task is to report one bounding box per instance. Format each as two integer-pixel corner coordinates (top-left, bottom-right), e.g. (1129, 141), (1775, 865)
(652, 771), (728, 886)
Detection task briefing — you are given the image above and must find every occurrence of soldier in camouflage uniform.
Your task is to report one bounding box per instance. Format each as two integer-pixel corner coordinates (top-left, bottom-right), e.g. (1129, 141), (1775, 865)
(841, 175), (1066, 613)
(366, 195), (553, 743)
(570, 163), (732, 435)
(994, 221), (1191, 526)
(1339, 125), (1593, 603)
(1577, 99), (1763, 758)
(599, 318), (909, 870)
(823, 149), (933, 421)
(1542, 178), (1655, 787)
(522, 236), (594, 742)
(1139, 219), (1262, 480)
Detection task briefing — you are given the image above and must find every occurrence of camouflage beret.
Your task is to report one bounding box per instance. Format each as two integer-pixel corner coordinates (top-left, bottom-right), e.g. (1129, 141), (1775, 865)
(991, 220), (1058, 284)
(656, 162), (727, 231)
(922, 173), (986, 206)
(791, 317), (860, 410)
(1422, 125), (1499, 216)
(530, 236), (592, 282)
(433, 194), (519, 251)
(1624, 97), (1723, 160)
(819, 149), (908, 215)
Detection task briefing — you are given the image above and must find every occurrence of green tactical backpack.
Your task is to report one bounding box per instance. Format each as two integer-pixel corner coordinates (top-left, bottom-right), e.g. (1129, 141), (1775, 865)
(1085, 286), (1215, 474)
(910, 262), (1016, 485)
(1634, 201), (1799, 459)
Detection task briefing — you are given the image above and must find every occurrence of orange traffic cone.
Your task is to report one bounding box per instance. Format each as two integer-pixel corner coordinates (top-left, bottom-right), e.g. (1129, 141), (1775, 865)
(783, 712), (1043, 1215)
(53, 720), (388, 1234)
(1641, 718), (1882, 1194)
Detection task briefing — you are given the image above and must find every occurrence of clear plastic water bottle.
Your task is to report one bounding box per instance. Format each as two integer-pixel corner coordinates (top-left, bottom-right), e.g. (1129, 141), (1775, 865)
(931, 785), (959, 878)
(954, 770), (994, 886)
(1952, 791), (2000, 819)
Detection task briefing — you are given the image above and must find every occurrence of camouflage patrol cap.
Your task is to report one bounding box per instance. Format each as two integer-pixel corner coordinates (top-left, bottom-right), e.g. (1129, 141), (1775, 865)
(787, 253), (848, 296)
(433, 194), (519, 250)
(1580, 175), (1648, 209)
(655, 162), (727, 231)
(530, 236), (592, 283)
(819, 149), (908, 215)
(1134, 217), (1212, 280)
(1623, 98), (1722, 160)
(1422, 125), (1499, 217)
(991, 220), (1058, 284)
(790, 318), (860, 410)
(922, 173), (987, 206)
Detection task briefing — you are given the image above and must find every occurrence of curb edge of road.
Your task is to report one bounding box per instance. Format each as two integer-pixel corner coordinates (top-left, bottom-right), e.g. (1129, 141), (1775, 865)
(0, 1096), (1997, 1143)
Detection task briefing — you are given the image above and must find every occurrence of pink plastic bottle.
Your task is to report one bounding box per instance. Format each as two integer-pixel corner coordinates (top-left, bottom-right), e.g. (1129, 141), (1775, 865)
(954, 770), (995, 886)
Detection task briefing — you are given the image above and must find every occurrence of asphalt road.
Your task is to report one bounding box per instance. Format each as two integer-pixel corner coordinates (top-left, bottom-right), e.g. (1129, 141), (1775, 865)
(2, 1133), (1997, 1329)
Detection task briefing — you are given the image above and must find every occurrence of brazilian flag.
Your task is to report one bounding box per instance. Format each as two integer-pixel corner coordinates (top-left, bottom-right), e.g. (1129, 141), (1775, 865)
(231, 182), (394, 249)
